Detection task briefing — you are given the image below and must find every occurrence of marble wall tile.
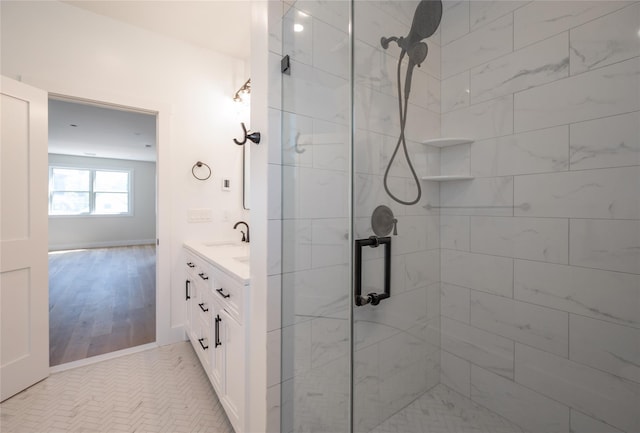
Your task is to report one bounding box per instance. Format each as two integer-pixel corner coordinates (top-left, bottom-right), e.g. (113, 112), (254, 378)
(569, 314), (639, 383)
(514, 57), (640, 132)
(282, 219), (312, 273)
(570, 111), (640, 170)
(299, 167), (348, 219)
(283, 7), (313, 66)
(393, 215), (438, 255)
(268, 108), (282, 165)
(441, 71), (469, 113)
(294, 0), (349, 32)
(312, 17), (348, 79)
(570, 219), (640, 274)
(514, 166), (640, 219)
(282, 58), (349, 125)
(353, 344), (382, 433)
(441, 250), (513, 297)
(282, 265), (349, 322)
(441, 317), (515, 379)
(268, 163), (282, 220)
(355, 129), (384, 176)
(268, 1), (282, 55)
(514, 260), (640, 329)
(269, 51), (283, 110)
(268, 219), (282, 276)
(516, 344), (640, 433)
(471, 290), (569, 357)
(355, 85), (441, 143)
(440, 215), (469, 251)
(404, 249), (440, 290)
(361, 254), (405, 298)
(441, 282), (470, 323)
(471, 126), (569, 177)
(514, 1), (632, 50)
(442, 13), (513, 78)
(570, 410), (625, 433)
(469, 1), (528, 32)
(439, 176), (514, 217)
(441, 350), (471, 397)
(267, 329), (282, 387)
(310, 317), (349, 368)
(569, 3), (640, 76)
(440, 143), (470, 177)
(267, 274), (282, 332)
(442, 95), (514, 140)
(281, 111), (313, 167)
(441, 0), (469, 46)
(310, 218), (349, 268)
(469, 216), (569, 264)
(281, 321), (311, 381)
(471, 365), (571, 433)
(312, 119), (348, 171)
(470, 32), (569, 104)
(266, 384), (281, 433)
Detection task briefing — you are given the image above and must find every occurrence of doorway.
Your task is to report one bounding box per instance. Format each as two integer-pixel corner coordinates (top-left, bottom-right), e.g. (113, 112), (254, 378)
(47, 98), (157, 366)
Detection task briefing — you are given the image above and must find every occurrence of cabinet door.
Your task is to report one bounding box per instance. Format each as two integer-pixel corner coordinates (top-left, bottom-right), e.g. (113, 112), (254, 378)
(210, 305), (225, 393)
(222, 309), (244, 431)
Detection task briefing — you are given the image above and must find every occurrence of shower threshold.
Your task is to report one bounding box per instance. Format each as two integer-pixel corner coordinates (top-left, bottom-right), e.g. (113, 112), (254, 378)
(368, 384), (528, 433)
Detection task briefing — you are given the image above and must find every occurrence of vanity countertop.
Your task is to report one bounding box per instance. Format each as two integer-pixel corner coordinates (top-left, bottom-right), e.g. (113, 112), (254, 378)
(184, 240), (250, 284)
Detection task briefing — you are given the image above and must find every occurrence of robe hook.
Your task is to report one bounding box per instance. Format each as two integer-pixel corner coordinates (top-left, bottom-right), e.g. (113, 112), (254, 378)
(233, 122), (261, 145)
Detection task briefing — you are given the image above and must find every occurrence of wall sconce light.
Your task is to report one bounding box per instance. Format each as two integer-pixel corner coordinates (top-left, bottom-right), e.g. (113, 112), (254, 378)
(233, 78), (251, 102)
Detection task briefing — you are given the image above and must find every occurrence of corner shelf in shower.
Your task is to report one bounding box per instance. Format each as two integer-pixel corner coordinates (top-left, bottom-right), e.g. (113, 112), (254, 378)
(421, 137), (475, 181)
(422, 137), (474, 147)
(421, 175), (474, 181)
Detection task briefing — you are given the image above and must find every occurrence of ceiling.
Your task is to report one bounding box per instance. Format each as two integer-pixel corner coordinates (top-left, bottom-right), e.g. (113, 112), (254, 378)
(63, 0), (251, 60)
(51, 1), (251, 162)
(49, 99), (157, 162)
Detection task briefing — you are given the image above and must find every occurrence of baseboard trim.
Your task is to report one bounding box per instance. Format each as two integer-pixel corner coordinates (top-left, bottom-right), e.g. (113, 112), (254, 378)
(49, 239), (156, 251)
(50, 342), (158, 373)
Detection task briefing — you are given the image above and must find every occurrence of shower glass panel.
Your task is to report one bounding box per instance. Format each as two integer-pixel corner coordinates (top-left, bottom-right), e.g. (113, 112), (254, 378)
(280, 2), (352, 432)
(282, 1), (640, 433)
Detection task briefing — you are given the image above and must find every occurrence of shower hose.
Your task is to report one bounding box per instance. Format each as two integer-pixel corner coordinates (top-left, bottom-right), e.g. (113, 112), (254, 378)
(383, 50), (422, 206)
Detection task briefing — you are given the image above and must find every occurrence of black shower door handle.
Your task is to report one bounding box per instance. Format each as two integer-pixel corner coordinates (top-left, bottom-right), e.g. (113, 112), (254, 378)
(354, 236), (391, 306)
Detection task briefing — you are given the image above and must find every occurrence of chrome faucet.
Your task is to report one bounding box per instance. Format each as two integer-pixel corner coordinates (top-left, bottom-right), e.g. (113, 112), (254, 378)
(233, 221), (250, 243)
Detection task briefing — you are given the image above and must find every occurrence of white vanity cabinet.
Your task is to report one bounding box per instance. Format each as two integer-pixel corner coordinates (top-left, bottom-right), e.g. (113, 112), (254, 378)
(183, 245), (249, 433)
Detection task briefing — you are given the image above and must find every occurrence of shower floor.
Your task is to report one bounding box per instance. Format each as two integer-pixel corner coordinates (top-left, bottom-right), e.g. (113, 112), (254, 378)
(369, 384), (527, 433)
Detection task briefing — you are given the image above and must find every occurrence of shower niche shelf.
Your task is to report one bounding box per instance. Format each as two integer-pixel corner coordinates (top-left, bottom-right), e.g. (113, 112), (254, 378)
(422, 137), (473, 147)
(421, 137), (475, 181)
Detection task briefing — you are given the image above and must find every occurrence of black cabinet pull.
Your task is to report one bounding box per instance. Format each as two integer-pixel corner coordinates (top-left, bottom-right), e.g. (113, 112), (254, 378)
(185, 280), (191, 300)
(198, 272), (209, 280)
(187, 262), (195, 268)
(198, 337), (208, 350)
(198, 302), (208, 312)
(215, 315), (222, 348)
(216, 288), (231, 299)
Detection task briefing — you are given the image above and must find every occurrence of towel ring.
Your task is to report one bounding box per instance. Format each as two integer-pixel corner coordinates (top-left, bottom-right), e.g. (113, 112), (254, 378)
(192, 161), (211, 181)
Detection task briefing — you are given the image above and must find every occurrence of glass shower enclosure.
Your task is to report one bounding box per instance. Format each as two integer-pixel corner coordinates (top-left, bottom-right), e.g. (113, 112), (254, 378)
(280, 1), (639, 432)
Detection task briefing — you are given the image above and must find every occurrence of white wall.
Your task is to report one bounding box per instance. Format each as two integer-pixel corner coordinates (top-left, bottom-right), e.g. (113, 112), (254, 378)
(48, 154), (156, 251)
(1, 0), (250, 343)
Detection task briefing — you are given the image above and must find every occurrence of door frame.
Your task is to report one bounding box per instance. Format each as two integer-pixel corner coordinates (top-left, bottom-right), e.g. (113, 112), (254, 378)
(43, 84), (179, 350)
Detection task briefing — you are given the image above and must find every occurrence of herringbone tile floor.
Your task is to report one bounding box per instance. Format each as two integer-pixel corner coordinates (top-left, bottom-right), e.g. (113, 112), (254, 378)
(0, 342), (234, 433)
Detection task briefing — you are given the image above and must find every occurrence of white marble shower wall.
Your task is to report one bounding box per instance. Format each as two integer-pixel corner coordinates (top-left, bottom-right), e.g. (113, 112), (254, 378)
(439, 2), (640, 433)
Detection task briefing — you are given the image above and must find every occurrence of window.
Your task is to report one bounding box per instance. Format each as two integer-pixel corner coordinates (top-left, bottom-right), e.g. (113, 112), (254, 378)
(49, 167), (131, 216)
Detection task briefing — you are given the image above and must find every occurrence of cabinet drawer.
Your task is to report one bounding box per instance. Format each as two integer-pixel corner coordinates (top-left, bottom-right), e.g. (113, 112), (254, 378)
(211, 270), (244, 324)
(194, 316), (212, 374)
(196, 284), (212, 326)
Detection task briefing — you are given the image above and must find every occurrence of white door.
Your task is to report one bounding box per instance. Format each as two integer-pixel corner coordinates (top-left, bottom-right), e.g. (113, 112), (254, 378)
(1, 76), (49, 402)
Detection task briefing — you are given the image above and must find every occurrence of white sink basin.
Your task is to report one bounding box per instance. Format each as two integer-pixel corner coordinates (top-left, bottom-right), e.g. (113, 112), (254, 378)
(203, 241), (242, 247)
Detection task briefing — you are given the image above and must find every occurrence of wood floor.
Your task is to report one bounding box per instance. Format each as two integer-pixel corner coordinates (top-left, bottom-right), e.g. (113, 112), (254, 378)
(48, 245), (156, 366)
